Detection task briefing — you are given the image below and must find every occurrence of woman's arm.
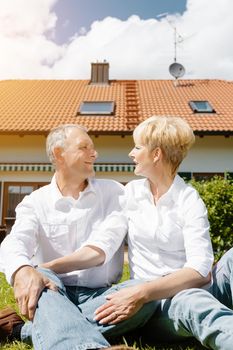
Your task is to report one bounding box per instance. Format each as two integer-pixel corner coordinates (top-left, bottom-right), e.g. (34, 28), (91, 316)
(138, 267), (210, 303)
(41, 245), (105, 273)
(94, 267), (211, 325)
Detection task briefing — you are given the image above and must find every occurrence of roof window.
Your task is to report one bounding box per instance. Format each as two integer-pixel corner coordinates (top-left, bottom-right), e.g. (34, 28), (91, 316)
(79, 101), (115, 115)
(189, 101), (215, 113)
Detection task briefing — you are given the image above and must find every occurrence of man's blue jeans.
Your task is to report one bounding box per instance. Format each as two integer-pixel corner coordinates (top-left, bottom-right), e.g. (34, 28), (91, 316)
(21, 268), (158, 350)
(141, 248), (233, 350)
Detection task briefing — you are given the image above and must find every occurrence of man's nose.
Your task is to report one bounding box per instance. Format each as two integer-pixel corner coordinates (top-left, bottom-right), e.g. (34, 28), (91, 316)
(91, 149), (98, 159)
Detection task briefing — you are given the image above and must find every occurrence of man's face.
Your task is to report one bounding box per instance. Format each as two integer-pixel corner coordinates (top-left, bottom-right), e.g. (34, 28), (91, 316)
(60, 128), (98, 178)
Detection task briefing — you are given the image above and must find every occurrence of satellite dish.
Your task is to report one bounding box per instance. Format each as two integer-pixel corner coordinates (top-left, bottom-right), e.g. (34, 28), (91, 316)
(169, 62), (185, 79)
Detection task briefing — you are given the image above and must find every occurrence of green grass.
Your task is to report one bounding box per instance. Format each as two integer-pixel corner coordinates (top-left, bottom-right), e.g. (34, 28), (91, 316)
(0, 267), (205, 350)
(120, 262), (130, 282)
(0, 273), (30, 350)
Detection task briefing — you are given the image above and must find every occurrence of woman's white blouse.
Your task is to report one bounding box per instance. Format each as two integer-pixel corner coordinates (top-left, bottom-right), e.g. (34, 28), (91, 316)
(125, 175), (214, 280)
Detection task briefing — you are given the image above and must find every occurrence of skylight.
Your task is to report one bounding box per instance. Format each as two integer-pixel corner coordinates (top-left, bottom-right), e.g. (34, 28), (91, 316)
(189, 101), (215, 113)
(79, 101), (115, 115)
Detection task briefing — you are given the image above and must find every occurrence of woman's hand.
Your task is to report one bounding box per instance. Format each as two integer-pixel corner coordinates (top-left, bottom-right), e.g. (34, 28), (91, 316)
(94, 284), (146, 324)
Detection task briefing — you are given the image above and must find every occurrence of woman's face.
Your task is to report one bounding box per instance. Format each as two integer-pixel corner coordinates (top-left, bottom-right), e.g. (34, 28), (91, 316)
(129, 138), (155, 177)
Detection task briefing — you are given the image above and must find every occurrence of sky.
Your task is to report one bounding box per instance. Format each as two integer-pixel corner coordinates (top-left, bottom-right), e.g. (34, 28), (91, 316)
(0, 0), (233, 80)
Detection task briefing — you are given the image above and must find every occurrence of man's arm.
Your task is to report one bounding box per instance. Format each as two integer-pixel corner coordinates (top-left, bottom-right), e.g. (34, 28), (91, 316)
(1, 195), (57, 320)
(41, 245), (105, 273)
(41, 196), (128, 274)
(94, 267), (211, 324)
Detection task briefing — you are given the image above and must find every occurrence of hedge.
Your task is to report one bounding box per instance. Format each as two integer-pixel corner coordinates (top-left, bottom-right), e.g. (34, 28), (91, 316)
(190, 176), (233, 260)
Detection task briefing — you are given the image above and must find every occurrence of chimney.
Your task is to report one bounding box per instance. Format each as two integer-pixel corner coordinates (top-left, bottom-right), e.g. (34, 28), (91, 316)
(91, 61), (109, 84)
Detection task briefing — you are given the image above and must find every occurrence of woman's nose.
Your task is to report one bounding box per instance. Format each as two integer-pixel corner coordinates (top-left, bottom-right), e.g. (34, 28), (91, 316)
(128, 149), (134, 159)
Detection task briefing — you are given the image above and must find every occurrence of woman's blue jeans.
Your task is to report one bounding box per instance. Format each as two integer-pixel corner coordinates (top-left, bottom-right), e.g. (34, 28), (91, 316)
(21, 268), (157, 350)
(142, 247), (233, 350)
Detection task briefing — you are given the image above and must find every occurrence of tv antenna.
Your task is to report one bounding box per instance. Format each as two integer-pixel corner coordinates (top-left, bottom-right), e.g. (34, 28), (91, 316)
(168, 25), (185, 84)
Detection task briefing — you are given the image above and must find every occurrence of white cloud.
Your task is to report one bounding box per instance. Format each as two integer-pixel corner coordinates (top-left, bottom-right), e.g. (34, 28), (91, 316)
(0, 0), (57, 36)
(0, 0), (233, 80)
(0, 0), (64, 79)
(79, 27), (87, 36)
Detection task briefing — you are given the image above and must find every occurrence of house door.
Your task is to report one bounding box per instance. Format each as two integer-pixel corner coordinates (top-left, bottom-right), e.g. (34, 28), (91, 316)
(2, 182), (47, 232)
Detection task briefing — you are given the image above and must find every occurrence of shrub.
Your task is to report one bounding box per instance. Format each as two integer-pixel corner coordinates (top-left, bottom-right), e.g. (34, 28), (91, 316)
(190, 176), (233, 260)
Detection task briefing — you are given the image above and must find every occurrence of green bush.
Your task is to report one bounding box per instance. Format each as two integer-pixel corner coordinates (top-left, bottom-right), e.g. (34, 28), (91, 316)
(190, 176), (233, 260)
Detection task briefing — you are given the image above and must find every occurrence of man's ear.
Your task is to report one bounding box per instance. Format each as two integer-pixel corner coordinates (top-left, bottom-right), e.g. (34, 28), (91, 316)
(53, 147), (64, 164)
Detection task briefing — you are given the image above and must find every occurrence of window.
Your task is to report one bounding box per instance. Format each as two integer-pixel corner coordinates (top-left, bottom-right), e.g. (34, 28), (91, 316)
(79, 101), (115, 115)
(2, 182), (48, 231)
(189, 101), (215, 113)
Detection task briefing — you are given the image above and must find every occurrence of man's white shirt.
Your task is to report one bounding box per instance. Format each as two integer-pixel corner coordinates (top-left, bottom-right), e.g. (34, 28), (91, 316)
(1, 176), (127, 287)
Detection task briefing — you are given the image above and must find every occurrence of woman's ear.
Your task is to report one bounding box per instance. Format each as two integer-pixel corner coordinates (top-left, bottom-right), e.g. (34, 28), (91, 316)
(152, 147), (162, 163)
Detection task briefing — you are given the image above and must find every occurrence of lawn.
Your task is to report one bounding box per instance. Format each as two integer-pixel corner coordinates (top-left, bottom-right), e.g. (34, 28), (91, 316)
(0, 268), (205, 350)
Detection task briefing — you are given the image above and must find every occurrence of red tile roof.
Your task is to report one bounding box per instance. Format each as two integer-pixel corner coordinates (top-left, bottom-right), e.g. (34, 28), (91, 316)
(0, 79), (233, 135)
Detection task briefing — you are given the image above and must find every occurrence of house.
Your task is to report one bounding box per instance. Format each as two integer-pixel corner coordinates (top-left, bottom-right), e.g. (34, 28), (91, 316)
(0, 62), (233, 230)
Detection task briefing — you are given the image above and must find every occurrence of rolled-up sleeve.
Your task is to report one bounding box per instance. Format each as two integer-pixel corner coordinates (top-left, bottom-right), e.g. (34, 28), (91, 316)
(81, 181), (128, 263)
(182, 188), (214, 277)
(83, 212), (127, 263)
(1, 195), (38, 284)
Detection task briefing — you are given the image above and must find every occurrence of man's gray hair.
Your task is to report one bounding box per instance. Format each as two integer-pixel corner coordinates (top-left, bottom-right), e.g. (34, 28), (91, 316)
(46, 124), (88, 164)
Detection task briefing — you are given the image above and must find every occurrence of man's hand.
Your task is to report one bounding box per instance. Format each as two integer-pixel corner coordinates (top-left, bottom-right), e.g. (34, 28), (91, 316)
(13, 265), (57, 320)
(94, 285), (145, 325)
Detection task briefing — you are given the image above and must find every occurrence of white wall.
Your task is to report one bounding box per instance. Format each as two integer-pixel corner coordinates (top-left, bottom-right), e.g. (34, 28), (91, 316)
(93, 135), (134, 162)
(1, 134), (233, 224)
(0, 135), (48, 163)
(180, 136), (233, 172)
(0, 134), (233, 176)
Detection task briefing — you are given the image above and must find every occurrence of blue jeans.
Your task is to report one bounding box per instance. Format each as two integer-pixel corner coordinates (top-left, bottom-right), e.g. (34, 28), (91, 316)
(141, 248), (233, 350)
(21, 248), (233, 350)
(21, 268), (158, 350)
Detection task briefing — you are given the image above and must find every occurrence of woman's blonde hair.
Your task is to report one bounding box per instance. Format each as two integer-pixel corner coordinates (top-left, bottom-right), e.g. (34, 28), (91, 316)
(133, 116), (195, 174)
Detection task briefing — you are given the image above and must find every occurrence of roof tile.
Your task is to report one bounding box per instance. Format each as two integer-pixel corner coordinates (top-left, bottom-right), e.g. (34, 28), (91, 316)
(0, 79), (233, 134)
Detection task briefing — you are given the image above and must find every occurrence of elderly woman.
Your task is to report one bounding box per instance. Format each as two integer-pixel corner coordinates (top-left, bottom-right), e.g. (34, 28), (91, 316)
(123, 115), (213, 286)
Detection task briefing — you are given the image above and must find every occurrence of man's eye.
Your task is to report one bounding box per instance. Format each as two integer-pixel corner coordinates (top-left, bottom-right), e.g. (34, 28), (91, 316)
(135, 146), (141, 150)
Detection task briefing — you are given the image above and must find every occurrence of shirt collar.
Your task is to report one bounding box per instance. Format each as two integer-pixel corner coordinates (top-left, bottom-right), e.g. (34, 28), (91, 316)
(134, 178), (152, 200)
(158, 175), (185, 205)
(50, 175), (96, 212)
(134, 175), (185, 205)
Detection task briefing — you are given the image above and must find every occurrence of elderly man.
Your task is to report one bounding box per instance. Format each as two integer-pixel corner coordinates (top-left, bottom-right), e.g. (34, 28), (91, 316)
(0, 124), (135, 350)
